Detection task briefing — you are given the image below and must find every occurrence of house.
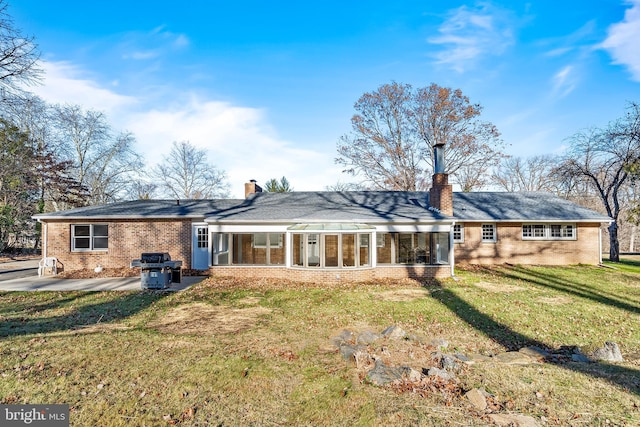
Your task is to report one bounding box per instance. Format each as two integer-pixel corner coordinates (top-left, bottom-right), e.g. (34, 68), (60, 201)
(33, 166), (611, 283)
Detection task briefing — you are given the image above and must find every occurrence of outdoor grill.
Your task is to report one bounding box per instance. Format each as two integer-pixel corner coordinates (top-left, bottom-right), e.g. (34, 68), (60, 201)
(130, 252), (183, 289)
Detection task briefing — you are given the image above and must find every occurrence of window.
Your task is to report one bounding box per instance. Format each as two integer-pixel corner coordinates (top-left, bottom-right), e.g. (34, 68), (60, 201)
(291, 232), (372, 268)
(72, 224), (108, 251)
(453, 224), (464, 243)
(376, 232), (450, 265)
(481, 224), (496, 242)
(197, 227), (208, 248)
(522, 224), (576, 240)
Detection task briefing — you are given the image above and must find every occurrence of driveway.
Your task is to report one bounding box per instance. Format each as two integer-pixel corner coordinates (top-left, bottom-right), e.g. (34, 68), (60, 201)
(0, 260), (206, 291)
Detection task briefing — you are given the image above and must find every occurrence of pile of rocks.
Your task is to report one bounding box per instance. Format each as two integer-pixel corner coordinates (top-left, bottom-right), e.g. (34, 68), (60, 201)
(331, 325), (625, 427)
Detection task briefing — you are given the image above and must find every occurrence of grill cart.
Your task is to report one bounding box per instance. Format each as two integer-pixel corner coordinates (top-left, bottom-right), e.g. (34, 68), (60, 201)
(130, 252), (182, 290)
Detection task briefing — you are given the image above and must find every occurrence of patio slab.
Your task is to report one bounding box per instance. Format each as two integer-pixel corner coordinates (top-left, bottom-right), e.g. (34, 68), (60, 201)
(0, 275), (206, 292)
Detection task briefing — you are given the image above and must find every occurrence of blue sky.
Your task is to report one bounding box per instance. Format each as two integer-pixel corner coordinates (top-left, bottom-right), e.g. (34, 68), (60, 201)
(10, 0), (640, 197)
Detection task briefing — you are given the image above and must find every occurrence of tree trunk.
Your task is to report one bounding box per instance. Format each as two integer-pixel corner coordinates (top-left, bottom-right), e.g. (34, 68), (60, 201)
(630, 225), (636, 253)
(608, 221), (620, 262)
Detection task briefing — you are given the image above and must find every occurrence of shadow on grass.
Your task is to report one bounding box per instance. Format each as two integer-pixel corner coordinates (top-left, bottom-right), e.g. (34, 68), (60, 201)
(429, 280), (640, 396)
(0, 291), (167, 338)
(473, 265), (640, 315)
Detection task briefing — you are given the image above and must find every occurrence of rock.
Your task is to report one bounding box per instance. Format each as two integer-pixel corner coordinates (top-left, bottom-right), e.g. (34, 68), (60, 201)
(494, 351), (540, 365)
(589, 341), (624, 362)
(353, 350), (375, 370)
(465, 388), (487, 411)
(356, 330), (382, 345)
(331, 330), (355, 346)
(339, 343), (366, 361)
(453, 352), (471, 363)
(467, 353), (493, 363)
(519, 346), (551, 359)
(366, 360), (411, 386)
(441, 354), (460, 371)
(426, 367), (455, 381)
(488, 413), (540, 427)
(430, 338), (449, 349)
(381, 325), (407, 340)
(571, 352), (592, 363)
(407, 368), (422, 382)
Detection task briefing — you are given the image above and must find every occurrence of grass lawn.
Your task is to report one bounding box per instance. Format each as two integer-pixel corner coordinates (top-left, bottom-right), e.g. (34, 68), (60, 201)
(0, 261), (639, 426)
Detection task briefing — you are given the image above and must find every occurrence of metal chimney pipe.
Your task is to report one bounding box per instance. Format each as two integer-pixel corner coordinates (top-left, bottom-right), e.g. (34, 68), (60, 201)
(434, 142), (445, 174)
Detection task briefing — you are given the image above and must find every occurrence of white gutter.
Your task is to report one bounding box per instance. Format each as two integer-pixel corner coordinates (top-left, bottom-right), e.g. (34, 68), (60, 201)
(450, 220), (456, 278)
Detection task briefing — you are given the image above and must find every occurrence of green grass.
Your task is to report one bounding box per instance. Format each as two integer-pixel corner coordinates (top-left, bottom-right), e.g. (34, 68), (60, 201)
(0, 265), (639, 426)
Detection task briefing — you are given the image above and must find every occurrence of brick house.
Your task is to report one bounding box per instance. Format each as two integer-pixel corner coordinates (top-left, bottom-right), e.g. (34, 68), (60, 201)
(33, 170), (611, 283)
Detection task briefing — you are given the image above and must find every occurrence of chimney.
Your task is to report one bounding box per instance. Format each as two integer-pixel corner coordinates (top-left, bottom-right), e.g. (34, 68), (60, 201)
(244, 179), (263, 198)
(429, 143), (453, 216)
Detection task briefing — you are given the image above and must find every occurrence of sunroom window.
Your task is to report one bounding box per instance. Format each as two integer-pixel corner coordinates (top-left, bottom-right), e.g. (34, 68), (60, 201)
(376, 232), (450, 265)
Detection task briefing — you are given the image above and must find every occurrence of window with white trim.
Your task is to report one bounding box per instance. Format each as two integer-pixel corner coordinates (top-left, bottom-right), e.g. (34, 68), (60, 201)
(453, 224), (464, 243)
(71, 224), (108, 251)
(522, 224), (576, 240)
(481, 224), (496, 242)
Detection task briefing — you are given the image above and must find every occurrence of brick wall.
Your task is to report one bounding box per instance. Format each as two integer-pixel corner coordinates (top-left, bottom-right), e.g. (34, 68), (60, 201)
(429, 173), (453, 216)
(43, 219), (193, 272)
(209, 265), (450, 283)
(455, 222), (602, 265)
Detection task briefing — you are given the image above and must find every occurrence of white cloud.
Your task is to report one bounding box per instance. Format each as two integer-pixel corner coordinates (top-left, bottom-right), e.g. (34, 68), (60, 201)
(552, 65), (577, 97)
(31, 61), (343, 198)
(125, 97), (343, 197)
(428, 3), (516, 72)
(32, 61), (138, 114)
(600, 0), (640, 81)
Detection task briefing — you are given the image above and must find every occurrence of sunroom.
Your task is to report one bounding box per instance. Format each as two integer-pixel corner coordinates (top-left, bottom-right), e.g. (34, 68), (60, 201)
(207, 222), (453, 270)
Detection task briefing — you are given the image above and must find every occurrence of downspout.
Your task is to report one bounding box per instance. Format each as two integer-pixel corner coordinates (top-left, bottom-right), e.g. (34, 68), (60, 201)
(450, 220), (455, 278)
(40, 220), (47, 259)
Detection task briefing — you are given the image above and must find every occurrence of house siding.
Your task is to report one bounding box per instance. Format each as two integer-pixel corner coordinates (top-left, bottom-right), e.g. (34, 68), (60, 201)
(44, 219), (194, 272)
(455, 222), (601, 265)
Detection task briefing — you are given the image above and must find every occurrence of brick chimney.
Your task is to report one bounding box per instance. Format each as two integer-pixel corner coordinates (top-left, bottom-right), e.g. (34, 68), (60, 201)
(244, 179), (263, 198)
(429, 143), (453, 216)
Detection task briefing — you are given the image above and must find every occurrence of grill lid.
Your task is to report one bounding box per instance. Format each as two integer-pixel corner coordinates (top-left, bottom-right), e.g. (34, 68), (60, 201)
(140, 252), (171, 263)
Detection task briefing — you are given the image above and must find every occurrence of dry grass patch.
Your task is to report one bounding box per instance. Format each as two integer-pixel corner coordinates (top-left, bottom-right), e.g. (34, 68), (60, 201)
(472, 281), (526, 293)
(376, 288), (431, 302)
(149, 302), (272, 335)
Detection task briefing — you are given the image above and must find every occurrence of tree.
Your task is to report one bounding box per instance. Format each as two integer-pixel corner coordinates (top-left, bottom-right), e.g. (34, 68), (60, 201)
(336, 82), (506, 191)
(153, 141), (229, 199)
(52, 104), (142, 205)
(265, 176), (293, 192)
(1, 94), (87, 213)
(0, 0), (41, 92)
(492, 155), (561, 192)
(0, 118), (35, 252)
(413, 83), (506, 191)
(558, 103), (640, 262)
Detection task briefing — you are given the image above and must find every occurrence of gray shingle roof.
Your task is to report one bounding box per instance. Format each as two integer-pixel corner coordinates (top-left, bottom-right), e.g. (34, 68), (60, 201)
(453, 192), (610, 222)
(33, 199), (244, 220)
(33, 191), (611, 223)
(204, 191), (446, 223)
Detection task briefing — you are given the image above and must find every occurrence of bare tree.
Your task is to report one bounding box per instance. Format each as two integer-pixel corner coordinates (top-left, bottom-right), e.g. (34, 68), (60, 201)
(337, 82), (426, 190)
(558, 103), (640, 261)
(153, 141), (229, 199)
(0, 0), (41, 92)
(336, 82), (506, 191)
(413, 83), (506, 191)
(492, 155), (561, 192)
(52, 104), (142, 205)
